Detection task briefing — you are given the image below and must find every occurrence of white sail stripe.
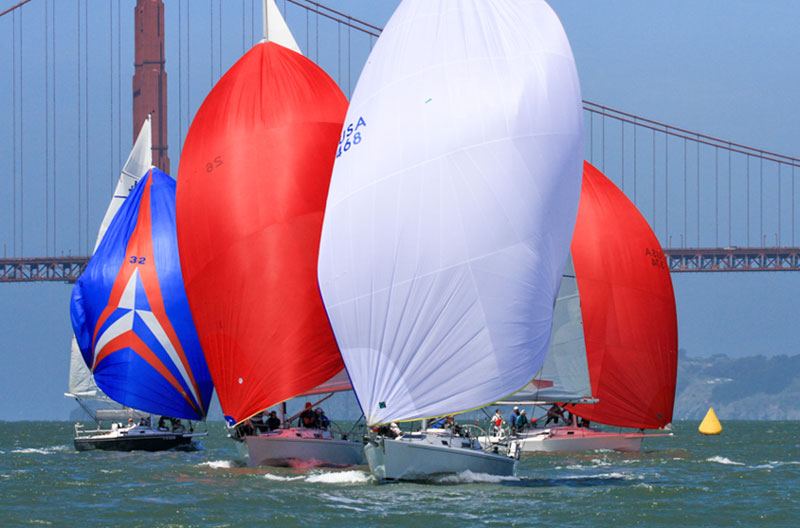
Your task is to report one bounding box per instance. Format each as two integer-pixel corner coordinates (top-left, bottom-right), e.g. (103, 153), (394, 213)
(92, 311), (135, 369)
(118, 270), (139, 311)
(136, 310), (202, 408)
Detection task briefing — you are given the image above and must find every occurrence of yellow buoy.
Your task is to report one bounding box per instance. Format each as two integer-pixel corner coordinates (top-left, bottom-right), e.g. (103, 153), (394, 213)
(699, 407), (722, 435)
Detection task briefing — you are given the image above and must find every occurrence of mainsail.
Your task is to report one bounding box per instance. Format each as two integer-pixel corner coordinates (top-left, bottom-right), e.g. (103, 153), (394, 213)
(571, 162), (678, 429)
(71, 169), (213, 421)
(67, 118), (152, 404)
(318, 0), (584, 425)
(176, 1), (348, 426)
(505, 253), (594, 405)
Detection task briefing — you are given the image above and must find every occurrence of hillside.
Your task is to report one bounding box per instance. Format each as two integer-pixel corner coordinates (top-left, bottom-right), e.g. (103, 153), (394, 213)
(674, 353), (800, 420)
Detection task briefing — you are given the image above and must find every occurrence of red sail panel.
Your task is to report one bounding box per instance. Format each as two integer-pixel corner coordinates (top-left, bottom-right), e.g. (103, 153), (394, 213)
(176, 42), (348, 426)
(571, 162), (678, 429)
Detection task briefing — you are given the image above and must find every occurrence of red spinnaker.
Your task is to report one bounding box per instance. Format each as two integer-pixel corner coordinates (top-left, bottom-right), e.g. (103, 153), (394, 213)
(176, 42), (348, 426)
(572, 162), (678, 429)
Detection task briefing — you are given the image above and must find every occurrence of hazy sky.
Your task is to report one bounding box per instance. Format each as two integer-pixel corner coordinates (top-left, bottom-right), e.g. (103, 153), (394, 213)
(0, 0), (798, 420)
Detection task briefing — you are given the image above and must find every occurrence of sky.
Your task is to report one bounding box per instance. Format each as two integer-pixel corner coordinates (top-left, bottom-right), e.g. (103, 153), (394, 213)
(0, 0), (798, 420)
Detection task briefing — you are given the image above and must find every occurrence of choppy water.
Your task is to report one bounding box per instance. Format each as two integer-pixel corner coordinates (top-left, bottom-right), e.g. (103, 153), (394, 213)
(0, 421), (797, 527)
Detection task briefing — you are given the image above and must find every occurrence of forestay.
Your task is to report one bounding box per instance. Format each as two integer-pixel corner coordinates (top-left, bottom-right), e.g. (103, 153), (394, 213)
(318, 0), (584, 425)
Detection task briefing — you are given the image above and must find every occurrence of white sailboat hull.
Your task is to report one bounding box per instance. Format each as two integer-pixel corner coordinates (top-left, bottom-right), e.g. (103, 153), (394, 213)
(513, 426), (658, 453)
(245, 428), (365, 468)
(74, 423), (205, 452)
(365, 434), (517, 482)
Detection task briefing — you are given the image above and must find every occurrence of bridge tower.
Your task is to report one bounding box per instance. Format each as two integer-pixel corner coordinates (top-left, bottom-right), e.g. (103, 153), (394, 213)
(133, 0), (169, 173)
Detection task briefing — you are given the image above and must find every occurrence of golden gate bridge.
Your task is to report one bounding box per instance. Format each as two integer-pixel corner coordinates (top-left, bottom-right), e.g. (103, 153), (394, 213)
(2, 0), (799, 283)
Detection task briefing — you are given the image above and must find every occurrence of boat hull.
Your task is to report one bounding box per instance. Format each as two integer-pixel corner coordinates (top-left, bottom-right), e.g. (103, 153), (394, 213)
(74, 426), (203, 452)
(515, 426), (647, 453)
(365, 435), (517, 482)
(245, 429), (365, 468)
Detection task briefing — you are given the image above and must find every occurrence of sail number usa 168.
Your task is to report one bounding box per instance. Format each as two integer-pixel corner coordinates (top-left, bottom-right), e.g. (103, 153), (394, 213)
(336, 117), (366, 158)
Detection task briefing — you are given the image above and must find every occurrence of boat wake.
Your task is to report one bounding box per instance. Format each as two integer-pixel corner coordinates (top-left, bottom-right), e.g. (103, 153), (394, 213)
(707, 456), (744, 466)
(305, 470), (372, 484)
(431, 470), (520, 485)
(261, 470), (372, 485)
(11, 445), (70, 455)
(197, 460), (245, 469)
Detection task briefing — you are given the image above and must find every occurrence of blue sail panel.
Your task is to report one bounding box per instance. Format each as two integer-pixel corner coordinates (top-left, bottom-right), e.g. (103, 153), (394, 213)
(70, 168), (213, 420)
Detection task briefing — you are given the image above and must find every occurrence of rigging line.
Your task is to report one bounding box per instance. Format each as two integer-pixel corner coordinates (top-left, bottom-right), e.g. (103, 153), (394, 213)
(683, 138), (686, 247)
(633, 117), (637, 205)
(601, 113), (605, 172)
(77, 0), (81, 254)
(85, 0), (89, 254)
(697, 137), (700, 246)
(347, 17), (351, 97)
(760, 157), (763, 246)
(219, 0), (222, 78)
(12, 10), (16, 255)
(665, 132), (668, 246)
(0, 0), (31, 18)
(621, 120), (624, 191)
(52, 0), (57, 253)
(210, 0), (213, 85)
(652, 130), (656, 236)
(778, 163), (782, 245)
(715, 147), (718, 248)
(179, 0), (182, 154)
(747, 155), (750, 246)
(306, 6), (308, 57)
(793, 164), (795, 246)
(109, 0), (113, 195)
(187, 0), (191, 130)
(117, 0), (121, 172)
(20, 5), (24, 256)
(46, 0), (50, 255)
(728, 147), (731, 246)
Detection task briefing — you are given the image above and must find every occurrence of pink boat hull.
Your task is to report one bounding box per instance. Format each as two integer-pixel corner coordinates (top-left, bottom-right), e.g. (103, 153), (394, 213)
(516, 425), (659, 453)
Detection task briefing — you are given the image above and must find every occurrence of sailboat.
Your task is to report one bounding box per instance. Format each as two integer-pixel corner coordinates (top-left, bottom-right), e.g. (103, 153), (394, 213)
(70, 161), (214, 451)
(511, 161), (678, 452)
(175, 0), (363, 468)
(317, 0), (585, 481)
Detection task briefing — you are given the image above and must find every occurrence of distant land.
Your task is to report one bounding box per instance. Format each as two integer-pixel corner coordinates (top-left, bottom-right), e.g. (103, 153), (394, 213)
(673, 351), (800, 421)
(69, 352), (800, 424)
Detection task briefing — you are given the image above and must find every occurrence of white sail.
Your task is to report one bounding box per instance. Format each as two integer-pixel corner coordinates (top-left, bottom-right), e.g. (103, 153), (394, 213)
(69, 118), (152, 403)
(261, 0), (301, 54)
(66, 337), (111, 402)
(93, 116), (152, 252)
(318, 0), (584, 425)
(505, 253), (594, 404)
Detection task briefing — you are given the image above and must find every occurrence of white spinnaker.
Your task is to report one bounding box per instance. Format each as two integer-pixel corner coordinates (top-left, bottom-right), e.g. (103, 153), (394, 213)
(93, 117), (152, 252)
(69, 118), (152, 403)
(504, 253), (594, 404)
(262, 0), (301, 54)
(318, 0), (584, 425)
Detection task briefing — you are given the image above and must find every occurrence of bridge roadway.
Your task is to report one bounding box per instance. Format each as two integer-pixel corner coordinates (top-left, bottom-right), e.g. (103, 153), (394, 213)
(3, 247), (800, 283)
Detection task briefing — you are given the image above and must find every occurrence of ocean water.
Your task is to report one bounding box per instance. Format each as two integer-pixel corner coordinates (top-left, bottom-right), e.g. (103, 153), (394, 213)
(0, 421), (797, 527)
